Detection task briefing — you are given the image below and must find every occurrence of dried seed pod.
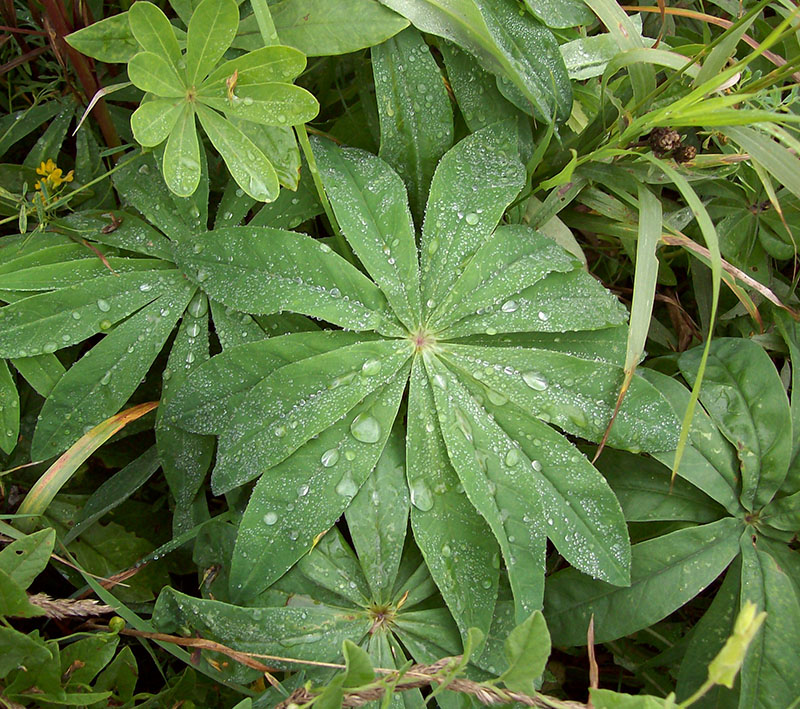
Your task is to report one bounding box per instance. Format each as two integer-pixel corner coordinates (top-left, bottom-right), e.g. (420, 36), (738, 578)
(675, 144), (697, 163)
(649, 127), (682, 156)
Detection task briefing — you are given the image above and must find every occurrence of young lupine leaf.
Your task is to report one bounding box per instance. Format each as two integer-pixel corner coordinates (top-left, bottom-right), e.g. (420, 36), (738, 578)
(163, 104), (201, 197)
(0, 359), (19, 454)
(426, 354), (548, 621)
(128, 51), (186, 97)
(0, 241), (91, 274)
(214, 340), (411, 492)
(56, 210), (174, 259)
(65, 12), (139, 63)
(499, 611), (550, 695)
(679, 339), (792, 511)
(0, 270), (179, 359)
(130, 98), (185, 147)
(738, 539), (800, 707)
(346, 425), (409, 603)
(31, 280), (194, 458)
(10, 354), (65, 397)
(313, 138), (421, 330)
(297, 528), (372, 606)
(372, 26), (454, 224)
(153, 587), (372, 664)
(172, 225), (404, 335)
(202, 46), (307, 92)
(128, 1), (181, 68)
(342, 640), (374, 688)
(164, 332), (368, 434)
(407, 357), (499, 640)
(419, 122), (525, 315)
(442, 344), (678, 453)
(367, 633), (425, 708)
(0, 258), (170, 291)
(185, 0), (239, 87)
(392, 607), (463, 660)
(199, 84), (319, 127)
(543, 517), (742, 646)
(229, 371), (408, 600)
(194, 104), (279, 202)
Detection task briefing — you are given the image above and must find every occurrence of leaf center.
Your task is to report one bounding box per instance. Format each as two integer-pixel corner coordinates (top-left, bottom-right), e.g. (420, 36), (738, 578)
(409, 328), (437, 354)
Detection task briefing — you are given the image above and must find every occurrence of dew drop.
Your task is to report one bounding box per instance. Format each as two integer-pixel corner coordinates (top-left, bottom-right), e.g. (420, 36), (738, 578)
(263, 512), (278, 526)
(504, 449), (520, 467)
(410, 479), (434, 511)
(97, 299), (111, 312)
(320, 448), (340, 467)
(187, 293), (208, 318)
(531, 459), (542, 472)
(274, 425), (287, 438)
(522, 371), (548, 391)
(99, 319), (112, 331)
(335, 472), (358, 498)
(501, 299), (518, 313)
(350, 413), (381, 443)
(100, 371), (112, 385)
(71, 311), (81, 320)
(361, 358), (381, 376)
(433, 374), (447, 390)
(538, 311), (550, 322)
(441, 544), (452, 557)
(297, 484), (309, 497)
(465, 212), (479, 225)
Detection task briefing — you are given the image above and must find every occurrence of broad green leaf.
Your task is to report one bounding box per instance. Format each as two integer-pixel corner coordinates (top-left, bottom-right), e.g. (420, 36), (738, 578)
(346, 425), (409, 603)
(675, 562), (740, 707)
(156, 308), (214, 535)
(544, 517), (742, 646)
(642, 369), (741, 515)
(249, 173), (322, 229)
(130, 98), (185, 147)
(231, 122), (301, 190)
(213, 340), (411, 492)
(442, 344), (678, 453)
(379, 0), (571, 121)
(65, 13), (138, 63)
(153, 586), (372, 663)
(679, 339), (792, 510)
(59, 634), (119, 686)
(499, 610), (550, 694)
(172, 225), (403, 335)
(438, 267), (628, 339)
(0, 270), (178, 359)
(762, 491), (800, 533)
(296, 528), (371, 606)
(0, 359), (18, 454)
(185, 0), (238, 86)
(598, 450), (726, 523)
(0, 529), (55, 589)
(776, 311), (800, 493)
(55, 210), (174, 260)
(522, 0), (593, 28)
(407, 357), (499, 638)
(199, 83), (318, 127)
(0, 627), (51, 676)
(393, 608), (462, 659)
(590, 689), (678, 709)
(739, 539), (800, 708)
(202, 46), (307, 91)
(128, 1), (181, 68)
(229, 371), (407, 600)
(194, 103), (279, 202)
(10, 354), (65, 397)
(163, 104), (202, 197)
(560, 33), (621, 80)
(427, 224), (578, 334)
(343, 640), (374, 687)
(372, 26), (453, 224)
(0, 257), (171, 291)
(0, 568), (43, 618)
(31, 281), (193, 458)
(164, 331), (365, 434)
(420, 123), (525, 314)
(235, 0), (409, 56)
(128, 51), (186, 97)
(0, 239), (86, 272)
(426, 354), (548, 621)
(65, 446), (161, 544)
(313, 138), (421, 329)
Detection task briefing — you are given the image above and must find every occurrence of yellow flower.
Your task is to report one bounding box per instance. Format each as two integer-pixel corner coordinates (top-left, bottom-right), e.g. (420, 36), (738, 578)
(35, 159), (74, 190)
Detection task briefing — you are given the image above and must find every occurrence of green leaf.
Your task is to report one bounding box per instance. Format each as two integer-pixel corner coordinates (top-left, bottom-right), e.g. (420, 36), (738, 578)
(128, 1), (181, 68)
(499, 610), (550, 694)
(153, 586), (372, 662)
(10, 354), (65, 398)
(0, 529), (55, 589)
(202, 45), (308, 92)
(128, 51), (186, 97)
(442, 344), (678, 453)
(199, 82), (319, 127)
(368, 633), (425, 708)
(173, 225), (402, 334)
(343, 640), (375, 687)
(229, 370), (408, 600)
(31, 280), (193, 458)
(0, 626), (51, 676)
(0, 568), (43, 618)
(379, 0), (571, 122)
(65, 13), (138, 63)
(372, 27), (453, 224)
(419, 122), (525, 315)
(194, 103), (279, 202)
(407, 356), (499, 639)
(679, 339), (792, 510)
(589, 689), (678, 708)
(522, 0), (593, 28)
(346, 425), (409, 602)
(0, 270), (179, 359)
(0, 359), (18, 454)
(236, 0), (409, 56)
(59, 634), (119, 686)
(130, 98), (185, 147)
(313, 137), (421, 329)
(163, 104), (201, 197)
(185, 0), (239, 86)
(739, 538), (800, 708)
(544, 517), (742, 646)
(0, 257), (171, 291)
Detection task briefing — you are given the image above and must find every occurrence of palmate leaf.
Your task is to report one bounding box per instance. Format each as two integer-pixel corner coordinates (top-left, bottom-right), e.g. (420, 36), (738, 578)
(171, 124), (679, 639)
